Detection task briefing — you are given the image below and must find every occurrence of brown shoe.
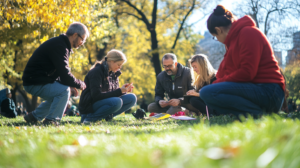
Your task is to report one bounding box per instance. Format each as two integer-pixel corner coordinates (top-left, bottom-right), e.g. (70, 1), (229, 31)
(24, 113), (38, 124)
(43, 118), (59, 126)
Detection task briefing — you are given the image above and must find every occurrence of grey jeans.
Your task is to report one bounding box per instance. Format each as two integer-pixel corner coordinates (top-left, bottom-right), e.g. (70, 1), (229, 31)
(147, 102), (199, 115)
(24, 81), (70, 121)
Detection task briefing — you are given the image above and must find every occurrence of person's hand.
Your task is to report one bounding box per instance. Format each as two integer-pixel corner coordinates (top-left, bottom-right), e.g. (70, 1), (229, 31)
(186, 90), (199, 97)
(168, 99), (181, 106)
(70, 87), (79, 97)
(121, 83), (130, 93)
(80, 83), (86, 90)
(159, 100), (169, 108)
(125, 83), (134, 92)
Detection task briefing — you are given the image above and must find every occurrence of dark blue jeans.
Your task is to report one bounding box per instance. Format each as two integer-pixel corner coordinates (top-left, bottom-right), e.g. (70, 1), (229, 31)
(200, 82), (284, 116)
(81, 93), (137, 122)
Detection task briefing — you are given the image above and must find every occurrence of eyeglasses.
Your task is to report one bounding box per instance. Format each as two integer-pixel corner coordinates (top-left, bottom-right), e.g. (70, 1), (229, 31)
(163, 64), (174, 69)
(212, 36), (218, 41)
(77, 33), (86, 43)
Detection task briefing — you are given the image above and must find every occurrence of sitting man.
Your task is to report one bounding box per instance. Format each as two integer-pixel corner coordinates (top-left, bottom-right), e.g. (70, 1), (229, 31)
(0, 88), (17, 118)
(148, 53), (199, 115)
(22, 22), (88, 125)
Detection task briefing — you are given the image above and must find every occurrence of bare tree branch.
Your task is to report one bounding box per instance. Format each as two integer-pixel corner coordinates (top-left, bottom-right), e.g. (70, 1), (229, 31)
(117, 12), (143, 20)
(120, 0), (151, 30)
(171, 0), (196, 49)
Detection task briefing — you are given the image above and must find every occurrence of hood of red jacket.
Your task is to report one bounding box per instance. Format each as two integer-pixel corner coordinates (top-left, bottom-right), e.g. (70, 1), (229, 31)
(224, 16), (256, 48)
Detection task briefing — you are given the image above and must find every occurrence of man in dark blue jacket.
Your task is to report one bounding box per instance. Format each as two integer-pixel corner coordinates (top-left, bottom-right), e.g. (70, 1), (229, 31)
(22, 22), (88, 125)
(0, 89), (17, 118)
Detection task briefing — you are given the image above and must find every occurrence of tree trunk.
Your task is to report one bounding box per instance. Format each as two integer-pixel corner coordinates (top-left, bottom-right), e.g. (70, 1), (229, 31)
(150, 30), (161, 76)
(11, 84), (17, 105)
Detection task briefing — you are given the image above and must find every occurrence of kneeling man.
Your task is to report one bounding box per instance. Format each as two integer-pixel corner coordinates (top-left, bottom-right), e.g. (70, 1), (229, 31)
(148, 53), (199, 115)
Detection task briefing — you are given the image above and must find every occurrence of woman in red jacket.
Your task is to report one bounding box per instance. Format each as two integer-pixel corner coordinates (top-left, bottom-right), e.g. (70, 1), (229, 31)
(200, 5), (285, 117)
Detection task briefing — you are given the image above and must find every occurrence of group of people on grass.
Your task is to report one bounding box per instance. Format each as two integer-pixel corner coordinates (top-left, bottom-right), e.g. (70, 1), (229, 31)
(1, 5), (286, 125)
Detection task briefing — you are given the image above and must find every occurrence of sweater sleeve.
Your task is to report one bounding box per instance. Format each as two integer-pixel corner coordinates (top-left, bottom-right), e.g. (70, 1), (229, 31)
(214, 27), (263, 83)
(88, 69), (122, 102)
(154, 77), (165, 106)
(49, 45), (85, 89)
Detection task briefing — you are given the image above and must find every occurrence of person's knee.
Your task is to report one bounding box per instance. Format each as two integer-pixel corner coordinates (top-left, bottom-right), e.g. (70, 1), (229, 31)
(65, 87), (71, 96)
(148, 102), (158, 112)
(126, 93), (137, 103)
(111, 98), (123, 111)
(200, 85), (213, 101)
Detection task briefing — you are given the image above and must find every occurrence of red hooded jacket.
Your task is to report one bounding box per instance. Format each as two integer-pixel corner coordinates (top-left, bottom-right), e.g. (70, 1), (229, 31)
(213, 16), (285, 91)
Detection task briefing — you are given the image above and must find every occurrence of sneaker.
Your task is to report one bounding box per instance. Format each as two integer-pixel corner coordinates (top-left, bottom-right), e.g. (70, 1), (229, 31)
(24, 113), (38, 124)
(43, 118), (59, 126)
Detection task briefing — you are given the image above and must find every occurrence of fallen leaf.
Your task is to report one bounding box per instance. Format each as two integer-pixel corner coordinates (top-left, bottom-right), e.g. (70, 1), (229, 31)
(72, 140), (79, 146)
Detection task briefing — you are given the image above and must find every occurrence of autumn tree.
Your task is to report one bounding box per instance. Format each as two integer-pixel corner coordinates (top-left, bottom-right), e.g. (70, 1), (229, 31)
(114, 0), (210, 76)
(96, 0), (208, 103)
(0, 0), (115, 111)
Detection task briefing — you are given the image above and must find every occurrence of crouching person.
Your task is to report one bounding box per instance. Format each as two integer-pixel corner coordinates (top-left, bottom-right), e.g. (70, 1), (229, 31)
(22, 22), (88, 125)
(148, 53), (199, 115)
(0, 89), (17, 118)
(79, 49), (137, 123)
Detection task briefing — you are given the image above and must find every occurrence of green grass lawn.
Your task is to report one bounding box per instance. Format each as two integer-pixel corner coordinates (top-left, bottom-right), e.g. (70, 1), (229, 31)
(1, 112), (300, 168)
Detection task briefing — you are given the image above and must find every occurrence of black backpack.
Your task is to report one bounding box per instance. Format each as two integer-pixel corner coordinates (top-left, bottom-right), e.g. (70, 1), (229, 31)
(132, 109), (147, 119)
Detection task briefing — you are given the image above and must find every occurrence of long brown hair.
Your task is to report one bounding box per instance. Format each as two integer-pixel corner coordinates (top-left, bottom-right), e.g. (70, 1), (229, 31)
(189, 54), (216, 91)
(90, 49), (127, 70)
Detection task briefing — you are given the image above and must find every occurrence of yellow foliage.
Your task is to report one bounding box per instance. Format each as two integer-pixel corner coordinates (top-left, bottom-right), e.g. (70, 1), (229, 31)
(0, 0), (115, 95)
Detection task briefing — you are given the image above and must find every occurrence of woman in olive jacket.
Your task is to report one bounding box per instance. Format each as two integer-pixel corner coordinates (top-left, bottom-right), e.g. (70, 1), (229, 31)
(79, 49), (136, 123)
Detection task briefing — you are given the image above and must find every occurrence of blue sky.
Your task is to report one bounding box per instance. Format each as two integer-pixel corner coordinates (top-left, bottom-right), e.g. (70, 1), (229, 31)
(188, 0), (236, 35)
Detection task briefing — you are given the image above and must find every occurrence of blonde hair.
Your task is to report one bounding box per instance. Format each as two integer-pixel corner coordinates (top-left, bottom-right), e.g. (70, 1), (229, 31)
(189, 54), (216, 91)
(90, 49), (127, 69)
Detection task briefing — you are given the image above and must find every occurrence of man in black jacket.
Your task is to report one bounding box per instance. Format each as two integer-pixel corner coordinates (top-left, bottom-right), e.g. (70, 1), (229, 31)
(0, 88), (17, 118)
(148, 53), (199, 114)
(22, 22), (88, 125)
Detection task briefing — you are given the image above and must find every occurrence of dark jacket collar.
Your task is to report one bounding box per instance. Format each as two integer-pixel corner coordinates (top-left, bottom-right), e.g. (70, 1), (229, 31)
(98, 61), (122, 77)
(59, 34), (72, 52)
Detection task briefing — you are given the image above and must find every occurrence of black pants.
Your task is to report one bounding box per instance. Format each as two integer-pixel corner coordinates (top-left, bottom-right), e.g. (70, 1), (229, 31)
(1, 112), (17, 118)
(189, 97), (216, 116)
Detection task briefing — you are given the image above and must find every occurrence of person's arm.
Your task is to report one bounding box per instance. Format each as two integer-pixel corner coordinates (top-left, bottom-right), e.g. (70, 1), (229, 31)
(154, 77), (165, 107)
(88, 69), (122, 102)
(186, 69), (195, 91)
(49, 45), (85, 89)
(214, 27), (263, 83)
(181, 69), (195, 105)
